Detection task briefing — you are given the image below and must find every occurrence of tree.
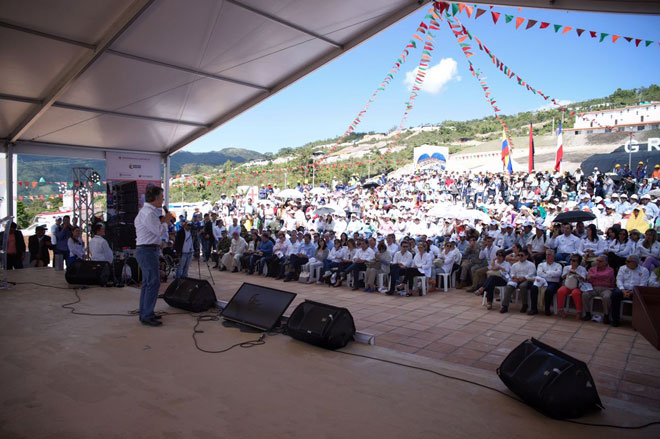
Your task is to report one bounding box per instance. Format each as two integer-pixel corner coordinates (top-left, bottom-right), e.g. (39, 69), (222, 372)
(16, 201), (29, 229)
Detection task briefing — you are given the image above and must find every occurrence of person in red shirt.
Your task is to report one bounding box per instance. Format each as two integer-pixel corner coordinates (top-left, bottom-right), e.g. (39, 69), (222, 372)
(582, 255), (616, 324)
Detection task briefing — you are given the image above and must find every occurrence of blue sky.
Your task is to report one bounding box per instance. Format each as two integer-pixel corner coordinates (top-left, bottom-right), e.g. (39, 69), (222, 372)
(185, 3), (660, 154)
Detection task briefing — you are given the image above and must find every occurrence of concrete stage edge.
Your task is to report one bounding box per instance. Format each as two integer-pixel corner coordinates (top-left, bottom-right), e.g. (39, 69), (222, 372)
(1, 269), (658, 439)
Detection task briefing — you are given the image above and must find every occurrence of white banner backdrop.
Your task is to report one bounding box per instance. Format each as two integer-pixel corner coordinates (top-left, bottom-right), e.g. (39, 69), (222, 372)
(413, 145), (449, 171)
(106, 152), (161, 181)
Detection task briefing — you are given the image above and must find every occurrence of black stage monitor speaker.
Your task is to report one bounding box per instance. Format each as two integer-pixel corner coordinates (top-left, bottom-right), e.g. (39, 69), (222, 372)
(65, 260), (111, 286)
(286, 300), (355, 350)
(163, 277), (217, 313)
(497, 338), (603, 419)
(221, 283), (296, 331)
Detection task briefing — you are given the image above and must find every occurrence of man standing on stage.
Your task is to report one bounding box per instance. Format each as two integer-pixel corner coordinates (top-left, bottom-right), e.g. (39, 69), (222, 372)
(135, 186), (173, 327)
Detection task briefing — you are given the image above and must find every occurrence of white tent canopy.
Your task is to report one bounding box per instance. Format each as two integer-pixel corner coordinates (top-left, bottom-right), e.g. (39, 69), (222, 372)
(1, 0), (658, 217)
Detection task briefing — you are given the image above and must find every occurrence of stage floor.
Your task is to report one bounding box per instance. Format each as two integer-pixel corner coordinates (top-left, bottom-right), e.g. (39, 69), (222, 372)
(1, 268), (659, 438)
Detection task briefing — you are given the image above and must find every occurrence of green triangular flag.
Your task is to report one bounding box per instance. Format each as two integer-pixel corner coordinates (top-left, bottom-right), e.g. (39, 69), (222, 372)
(451, 3), (459, 15)
(646, 40), (653, 47)
(553, 24), (561, 33)
(39, 177), (45, 183)
(599, 33), (609, 42)
(505, 14), (513, 23)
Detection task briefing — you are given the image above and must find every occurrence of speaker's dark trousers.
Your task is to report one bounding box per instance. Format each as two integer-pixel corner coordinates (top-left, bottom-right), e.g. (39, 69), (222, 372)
(136, 245), (160, 320)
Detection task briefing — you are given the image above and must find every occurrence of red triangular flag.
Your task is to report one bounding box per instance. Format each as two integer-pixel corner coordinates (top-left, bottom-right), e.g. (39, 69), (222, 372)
(515, 17), (524, 29)
(539, 22), (550, 29)
(491, 11), (500, 24)
(576, 29), (585, 36)
(624, 37), (632, 42)
(635, 38), (642, 47)
(590, 31), (597, 38)
(526, 20), (537, 30)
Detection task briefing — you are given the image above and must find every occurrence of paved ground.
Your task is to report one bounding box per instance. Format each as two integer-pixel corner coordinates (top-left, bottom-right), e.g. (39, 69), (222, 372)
(3, 268), (660, 438)
(192, 266), (660, 410)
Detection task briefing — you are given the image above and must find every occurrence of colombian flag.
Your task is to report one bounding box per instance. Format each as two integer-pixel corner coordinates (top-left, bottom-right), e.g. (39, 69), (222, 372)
(501, 130), (513, 174)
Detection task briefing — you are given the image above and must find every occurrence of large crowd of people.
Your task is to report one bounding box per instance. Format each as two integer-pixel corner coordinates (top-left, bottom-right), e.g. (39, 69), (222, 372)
(164, 161), (660, 328)
(6, 160), (660, 328)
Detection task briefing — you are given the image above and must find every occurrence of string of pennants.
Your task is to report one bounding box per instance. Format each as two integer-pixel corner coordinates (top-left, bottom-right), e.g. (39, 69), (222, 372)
(454, 151), (500, 160)
(443, 11), (513, 148)
(13, 180), (107, 189)
(169, 156), (412, 188)
(17, 193), (105, 202)
(318, 7), (439, 162)
(444, 9), (610, 130)
(449, 2), (659, 49)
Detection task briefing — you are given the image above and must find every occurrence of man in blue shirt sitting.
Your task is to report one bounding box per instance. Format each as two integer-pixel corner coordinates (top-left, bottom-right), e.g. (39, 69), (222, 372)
(249, 232), (274, 275)
(284, 233), (316, 282)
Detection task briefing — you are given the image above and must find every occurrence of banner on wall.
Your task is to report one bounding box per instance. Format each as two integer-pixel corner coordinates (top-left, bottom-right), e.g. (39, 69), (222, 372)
(106, 152), (161, 220)
(413, 145), (449, 171)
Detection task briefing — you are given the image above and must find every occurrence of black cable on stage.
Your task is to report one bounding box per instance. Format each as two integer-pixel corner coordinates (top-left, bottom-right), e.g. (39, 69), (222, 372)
(13, 281), (659, 429)
(335, 350), (660, 430)
(191, 312), (267, 354)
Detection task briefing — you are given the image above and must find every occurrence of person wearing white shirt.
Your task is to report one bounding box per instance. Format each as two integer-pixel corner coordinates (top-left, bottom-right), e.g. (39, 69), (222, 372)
(323, 239), (346, 276)
(546, 223), (582, 263)
(221, 231), (247, 273)
(467, 236), (500, 293)
(402, 241), (433, 296)
(611, 255), (649, 327)
(476, 250), (510, 310)
(434, 240), (461, 274)
(496, 225), (515, 251)
(527, 225), (548, 265)
(385, 234), (399, 260)
(389, 241), (414, 294)
(501, 251), (536, 313)
(578, 225), (605, 261)
(134, 186), (173, 326)
(531, 249), (564, 315)
(89, 223), (114, 264)
(67, 226), (85, 263)
(267, 232), (291, 278)
(639, 229), (660, 272)
(344, 240), (375, 291)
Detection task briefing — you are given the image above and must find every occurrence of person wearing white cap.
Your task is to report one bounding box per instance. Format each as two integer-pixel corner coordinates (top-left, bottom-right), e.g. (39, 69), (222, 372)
(616, 194), (631, 216)
(641, 194), (659, 219)
(516, 222), (534, 249)
(527, 224), (548, 265)
(600, 203), (621, 232)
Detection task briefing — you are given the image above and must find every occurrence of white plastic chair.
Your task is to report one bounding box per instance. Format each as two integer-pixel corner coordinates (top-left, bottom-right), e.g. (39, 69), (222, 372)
(621, 299), (633, 321)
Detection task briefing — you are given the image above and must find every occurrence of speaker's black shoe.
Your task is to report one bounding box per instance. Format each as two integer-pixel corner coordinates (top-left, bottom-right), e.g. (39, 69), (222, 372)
(499, 306), (508, 314)
(153, 314), (162, 320)
(140, 318), (162, 327)
(520, 305), (528, 313)
(581, 312), (592, 321)
(527, 309), (538, 316)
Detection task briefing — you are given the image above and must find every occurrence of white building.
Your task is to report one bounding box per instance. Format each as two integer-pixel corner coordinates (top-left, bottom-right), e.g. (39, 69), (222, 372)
(567, 102), (660, 135)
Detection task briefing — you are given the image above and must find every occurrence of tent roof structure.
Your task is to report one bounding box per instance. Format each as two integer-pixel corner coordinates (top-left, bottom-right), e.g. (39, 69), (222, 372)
(1, 0), (658, 158)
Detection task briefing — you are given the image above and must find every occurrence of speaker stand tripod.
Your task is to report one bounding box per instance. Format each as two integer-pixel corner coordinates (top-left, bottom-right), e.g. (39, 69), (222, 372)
(196, 253), (215, 285)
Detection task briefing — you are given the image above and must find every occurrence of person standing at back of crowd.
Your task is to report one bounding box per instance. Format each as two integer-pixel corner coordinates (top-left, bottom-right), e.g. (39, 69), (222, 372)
(135, 186), (173, 327)
(54, 215), (73, 267)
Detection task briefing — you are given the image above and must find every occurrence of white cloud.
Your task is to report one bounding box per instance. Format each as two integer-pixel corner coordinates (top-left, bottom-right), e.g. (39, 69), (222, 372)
(537, 99), (572, 111)
(404, 58), (460, 94)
